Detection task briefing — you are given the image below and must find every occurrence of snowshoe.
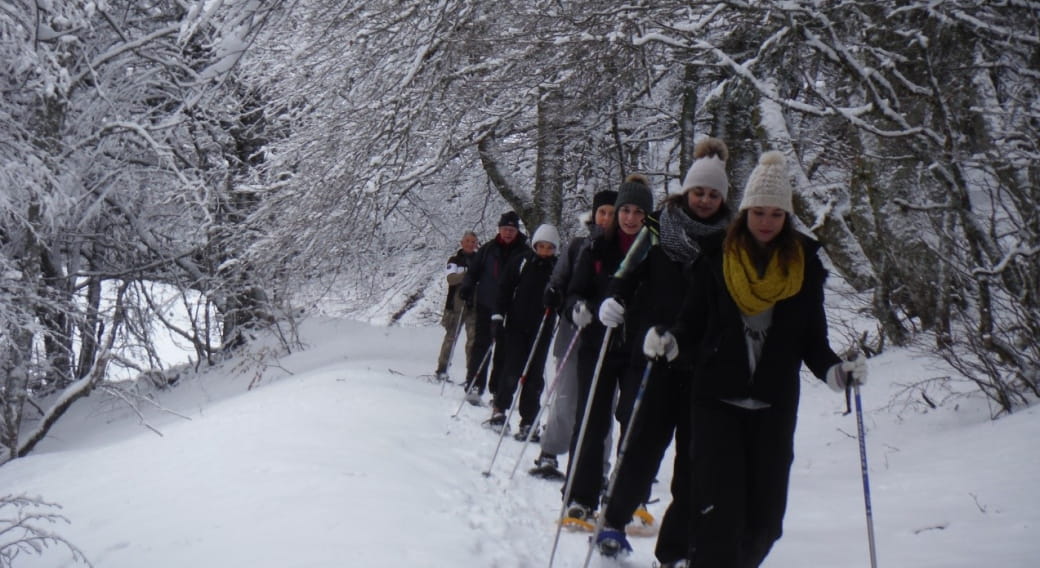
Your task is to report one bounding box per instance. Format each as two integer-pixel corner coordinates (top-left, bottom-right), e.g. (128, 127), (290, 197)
(435, 370), (451, 382)
(513, 424), (540, 443)
(529, 453), (565, 481)
(628, 505), (659, 537)
(464, 387), (483, 406)
(560, 502), (595, 532)
(595, 527), (633, 557)
(483, 410), (508, 434)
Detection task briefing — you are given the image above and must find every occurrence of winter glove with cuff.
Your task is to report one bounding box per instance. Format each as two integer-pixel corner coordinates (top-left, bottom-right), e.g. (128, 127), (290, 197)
(571, 301), (593, 329)
(643, 326), (678, 362)
(598, 297), (625, 328)
(826, 354), (868, 392)
(490, 314), (504, 337)
(543, 286), (563, 310)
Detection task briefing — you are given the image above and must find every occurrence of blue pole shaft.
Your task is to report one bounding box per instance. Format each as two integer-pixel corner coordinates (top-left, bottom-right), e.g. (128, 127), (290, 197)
(853, 382), (879, 568)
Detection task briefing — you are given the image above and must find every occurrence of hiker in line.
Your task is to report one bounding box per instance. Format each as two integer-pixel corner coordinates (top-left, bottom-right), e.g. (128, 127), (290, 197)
(643, 150), (868, 567)
(531, 190), (617, 480)
(459, 211), (529, 405)
(560, 175), (653, 526)
(594, 138), (733, 562)
(487, 224), (560, 440)
(433, 230), (479, 382)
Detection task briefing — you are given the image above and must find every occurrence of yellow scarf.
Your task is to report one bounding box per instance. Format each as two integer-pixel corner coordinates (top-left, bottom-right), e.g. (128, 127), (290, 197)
(723, 243), (805, 315)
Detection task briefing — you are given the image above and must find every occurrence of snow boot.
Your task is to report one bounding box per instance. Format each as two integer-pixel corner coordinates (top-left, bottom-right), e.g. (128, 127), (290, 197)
(595, 527), (633, 557)
(561, 501), (595, 532)
(513, 424), (540, 443)
(529, 453), (565, 480)
(435, 370), (450, 382)
(464, 387), (483, 406)
(484, 409), (508, 433)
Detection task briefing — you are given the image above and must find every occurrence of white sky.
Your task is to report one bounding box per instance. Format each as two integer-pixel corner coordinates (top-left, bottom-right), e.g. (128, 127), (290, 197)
(1, 316), (1037, 567)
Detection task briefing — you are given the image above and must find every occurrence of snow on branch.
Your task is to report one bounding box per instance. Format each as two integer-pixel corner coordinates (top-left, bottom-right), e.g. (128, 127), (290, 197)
(891, 197), (953, 212)
(70, 24), (180, 87)
(972, 243), (1040, 277)
(0, 495), (91, 566)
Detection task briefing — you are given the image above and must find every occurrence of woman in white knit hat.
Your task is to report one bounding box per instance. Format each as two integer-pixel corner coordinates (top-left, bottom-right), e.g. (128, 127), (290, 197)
(643, 150), (868, 567)
(591, 138), (733, 563)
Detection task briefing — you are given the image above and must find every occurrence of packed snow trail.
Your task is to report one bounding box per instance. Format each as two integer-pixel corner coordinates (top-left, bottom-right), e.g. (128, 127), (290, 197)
(1, 317), (1037, 567)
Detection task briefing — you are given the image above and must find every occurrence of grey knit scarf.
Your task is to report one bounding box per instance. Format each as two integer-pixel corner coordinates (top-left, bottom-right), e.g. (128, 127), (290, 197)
(658, 203), (727, 263)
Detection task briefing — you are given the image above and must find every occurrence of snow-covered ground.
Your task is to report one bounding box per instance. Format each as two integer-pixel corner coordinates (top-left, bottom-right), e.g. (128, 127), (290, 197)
(2, 317), (1037, 567)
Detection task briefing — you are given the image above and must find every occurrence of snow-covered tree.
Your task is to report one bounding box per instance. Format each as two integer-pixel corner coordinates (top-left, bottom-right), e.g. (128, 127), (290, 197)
(1, 0), (279, 461)
(638, 0), (1039, 412)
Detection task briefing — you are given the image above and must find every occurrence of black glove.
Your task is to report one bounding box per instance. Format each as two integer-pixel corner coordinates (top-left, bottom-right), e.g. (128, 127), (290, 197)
(459, 284), (473, 305)
(543, 286), (562, 309)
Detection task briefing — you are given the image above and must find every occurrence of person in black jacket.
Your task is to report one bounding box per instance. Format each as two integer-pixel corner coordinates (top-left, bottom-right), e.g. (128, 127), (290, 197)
(561, 174), (653, 527)
(643, 151), (868, 568)
(459, 212), (529, 405)
(530, 189), (617, 479)
(593, 138), (733, 562)
(487, 224), (560, 439)
(434, 231), (479, 381)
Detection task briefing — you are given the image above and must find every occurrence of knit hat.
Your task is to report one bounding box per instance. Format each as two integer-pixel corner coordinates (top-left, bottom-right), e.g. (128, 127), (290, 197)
(592, 190), (618, 215)
(675, 137), (729, 199)
(530, 224), (560, 252)
(615, 174), (653, 213)
(498, 211), (521, 228)
(738, 151), (793, 214)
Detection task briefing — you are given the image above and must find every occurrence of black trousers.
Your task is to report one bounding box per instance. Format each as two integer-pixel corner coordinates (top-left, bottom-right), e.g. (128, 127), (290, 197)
(465, 304), (506, 395)
(565, 325), (632, 509)
(603, 360), (691, 564)
(688, 399), (798, 568)
(492, 318), (554, 426)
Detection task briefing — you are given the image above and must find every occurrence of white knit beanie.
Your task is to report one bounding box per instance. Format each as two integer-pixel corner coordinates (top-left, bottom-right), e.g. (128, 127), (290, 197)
(675, 137), (729, 199)
(531, 224), (561, 252)
(738, 150), (793, 213)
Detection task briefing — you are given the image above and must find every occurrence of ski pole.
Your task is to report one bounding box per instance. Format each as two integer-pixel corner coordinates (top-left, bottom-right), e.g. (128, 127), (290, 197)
(441, 308), (467, 396)
(509, 326), (581, 480)
(482, 308), (552, 477)
(853, 380), (879, 568)
(548, 326), (613, 568)
(582, 359), (654, 567)
(450, 339), (495, 419)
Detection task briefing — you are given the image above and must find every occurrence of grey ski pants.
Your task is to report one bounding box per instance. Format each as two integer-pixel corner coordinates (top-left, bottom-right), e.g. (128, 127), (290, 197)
(539, 322), (613, 464)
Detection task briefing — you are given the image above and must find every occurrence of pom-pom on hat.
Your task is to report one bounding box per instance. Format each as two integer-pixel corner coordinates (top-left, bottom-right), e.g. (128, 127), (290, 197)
(676, 137), (729, 199)
(738, 151), (794, 214)
(615, 174), (653, 214)
(498, 211), (521, 228)
(530, 224), (560, 252)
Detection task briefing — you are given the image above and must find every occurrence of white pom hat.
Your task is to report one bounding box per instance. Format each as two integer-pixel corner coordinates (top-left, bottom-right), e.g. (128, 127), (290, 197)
(674, 137), (729, 199)
(738, 150), (793, 214)
(531, 224), (560, 252)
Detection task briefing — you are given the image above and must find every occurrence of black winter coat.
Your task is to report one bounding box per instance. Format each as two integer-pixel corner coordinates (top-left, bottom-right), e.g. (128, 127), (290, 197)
(565, 232), (631, 353)
(496, 250), (558, 335)
(462, 233), (530, 310)
(672, 236), (841, 409)
(607, 211), (725, 365)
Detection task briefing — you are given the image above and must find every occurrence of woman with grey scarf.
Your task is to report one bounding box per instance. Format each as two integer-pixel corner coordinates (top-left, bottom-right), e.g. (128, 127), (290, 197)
(591, 138), (732, 565)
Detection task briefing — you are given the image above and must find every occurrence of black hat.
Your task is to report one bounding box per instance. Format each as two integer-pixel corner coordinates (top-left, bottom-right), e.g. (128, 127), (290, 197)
(615, 174), (653, 214)
(498, 211), (520, 228)
(592, 190), (618, 215)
